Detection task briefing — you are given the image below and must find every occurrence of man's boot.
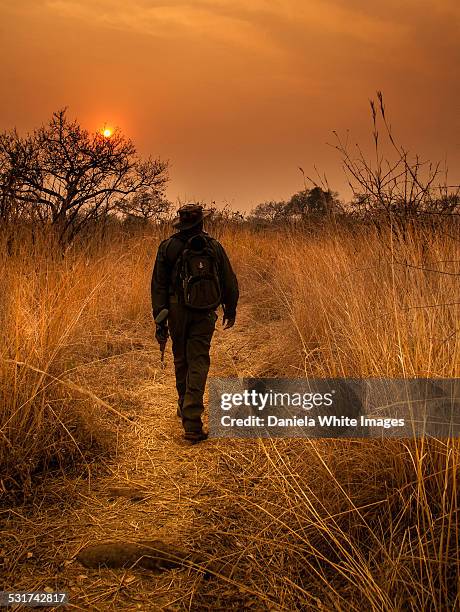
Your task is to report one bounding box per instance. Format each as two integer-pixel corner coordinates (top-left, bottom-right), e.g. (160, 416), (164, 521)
(184, 430), (208, 444)
(182, 415), (208, 443)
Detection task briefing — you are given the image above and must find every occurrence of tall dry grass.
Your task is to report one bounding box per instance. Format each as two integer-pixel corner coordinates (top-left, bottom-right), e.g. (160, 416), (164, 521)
(207, 219), (459, 610)
(1, 220), (459, 608)
(237, 221), (459, 378)
(0, 226), (166, 489)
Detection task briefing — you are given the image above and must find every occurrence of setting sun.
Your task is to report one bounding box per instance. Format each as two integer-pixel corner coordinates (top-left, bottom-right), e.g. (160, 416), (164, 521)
(102, 127), (112, 138)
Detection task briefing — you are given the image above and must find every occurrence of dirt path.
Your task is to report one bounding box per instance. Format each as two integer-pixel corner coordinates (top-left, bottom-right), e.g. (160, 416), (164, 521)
(2, 303), (266, 611)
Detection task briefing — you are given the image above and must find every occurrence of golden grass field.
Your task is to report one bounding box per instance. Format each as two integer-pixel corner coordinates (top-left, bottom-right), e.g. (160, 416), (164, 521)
(0, 220), (459, 610)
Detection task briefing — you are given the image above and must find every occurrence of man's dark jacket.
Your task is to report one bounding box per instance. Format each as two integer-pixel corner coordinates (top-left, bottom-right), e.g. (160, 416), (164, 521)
(151, 230), (239, 319)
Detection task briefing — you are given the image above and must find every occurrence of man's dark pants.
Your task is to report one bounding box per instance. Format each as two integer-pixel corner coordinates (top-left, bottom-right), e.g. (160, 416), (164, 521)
(167, 298), (217, 433)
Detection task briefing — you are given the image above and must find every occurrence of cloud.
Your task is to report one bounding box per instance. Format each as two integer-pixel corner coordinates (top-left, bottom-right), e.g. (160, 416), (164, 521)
(6, 0), (459, 65)
(43, 0), (411, 54)
(44, 0), (284, 58)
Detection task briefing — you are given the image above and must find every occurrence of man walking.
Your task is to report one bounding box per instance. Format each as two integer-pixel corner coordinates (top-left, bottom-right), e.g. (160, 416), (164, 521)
(151, 204), (239, 443)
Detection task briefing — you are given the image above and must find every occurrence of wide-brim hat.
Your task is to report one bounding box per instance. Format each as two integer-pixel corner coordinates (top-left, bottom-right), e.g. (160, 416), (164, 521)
(172, 204), (213, 230)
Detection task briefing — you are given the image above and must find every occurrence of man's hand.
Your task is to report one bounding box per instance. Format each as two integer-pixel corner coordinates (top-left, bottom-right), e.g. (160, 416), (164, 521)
(155, 323), (169, 344)
(222, 315), (235, 330)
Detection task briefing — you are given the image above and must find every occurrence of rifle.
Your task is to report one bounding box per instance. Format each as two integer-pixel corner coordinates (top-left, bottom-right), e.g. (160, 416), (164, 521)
(154, 308), (169, 364)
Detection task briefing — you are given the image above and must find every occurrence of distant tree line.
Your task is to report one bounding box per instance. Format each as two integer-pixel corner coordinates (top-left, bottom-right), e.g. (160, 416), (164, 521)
(1, 96), (458, 242)
(246, 187), (343, 224)
(0, 109), (171, 244)
(245, 185), (459, 227)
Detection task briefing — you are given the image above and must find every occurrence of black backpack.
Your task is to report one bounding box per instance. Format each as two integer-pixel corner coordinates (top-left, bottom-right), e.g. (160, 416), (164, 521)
(172, 233), (222, 310)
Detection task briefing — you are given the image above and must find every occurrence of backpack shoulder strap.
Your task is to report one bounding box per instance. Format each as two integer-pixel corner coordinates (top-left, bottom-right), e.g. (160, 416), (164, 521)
(203, 236), (221, 262)
(164, 233), (187, 265)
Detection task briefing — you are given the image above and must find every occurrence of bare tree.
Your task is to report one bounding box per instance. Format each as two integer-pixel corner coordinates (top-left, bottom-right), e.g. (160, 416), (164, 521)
(0, 144), (14, 222)
(0, 109), (169, 242)
(0, 132), (33, 224)
(332, 92), (460, 224)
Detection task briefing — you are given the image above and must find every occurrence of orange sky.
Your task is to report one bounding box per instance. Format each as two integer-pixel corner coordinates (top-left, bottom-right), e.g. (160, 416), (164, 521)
(1, 0), (459, 210)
